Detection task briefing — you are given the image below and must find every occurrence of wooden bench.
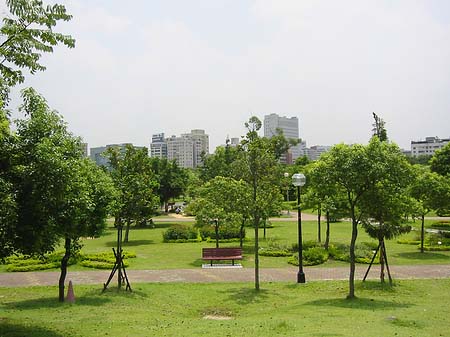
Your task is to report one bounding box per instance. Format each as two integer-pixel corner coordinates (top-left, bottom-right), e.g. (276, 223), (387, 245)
(202, 247), (243, 266)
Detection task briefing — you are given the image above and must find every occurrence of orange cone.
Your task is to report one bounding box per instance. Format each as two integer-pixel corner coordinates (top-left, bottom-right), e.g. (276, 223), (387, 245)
(66, 280), (75, 303)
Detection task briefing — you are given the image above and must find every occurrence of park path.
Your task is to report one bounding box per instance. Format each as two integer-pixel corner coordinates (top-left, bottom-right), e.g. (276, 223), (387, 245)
(1, 264), (449, 288)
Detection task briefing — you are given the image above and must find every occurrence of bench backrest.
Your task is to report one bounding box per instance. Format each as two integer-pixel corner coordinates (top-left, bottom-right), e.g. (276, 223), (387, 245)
(202, 247), (242, 257)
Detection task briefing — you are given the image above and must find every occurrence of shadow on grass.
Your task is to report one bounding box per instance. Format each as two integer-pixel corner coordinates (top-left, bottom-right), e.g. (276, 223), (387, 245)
(189, 258), (204, 267)
(396, 251), (450, 260)
(105, 240), (154, 247)
(0, 320), (64, 337)
(4, 295), (111, 310)
(221, 287), (270, 305)
(358, 280), (398, 292)
(304, 297), (412, 310)
(98, 287), (149, 299)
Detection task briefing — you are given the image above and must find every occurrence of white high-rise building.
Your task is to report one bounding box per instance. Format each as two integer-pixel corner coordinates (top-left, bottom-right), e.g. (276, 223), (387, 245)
(166, 130), (209, 168)
(263, 113), (301, 163)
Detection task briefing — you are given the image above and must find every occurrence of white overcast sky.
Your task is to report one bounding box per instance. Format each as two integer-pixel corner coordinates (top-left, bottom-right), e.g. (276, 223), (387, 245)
(4, 0), (450, 151)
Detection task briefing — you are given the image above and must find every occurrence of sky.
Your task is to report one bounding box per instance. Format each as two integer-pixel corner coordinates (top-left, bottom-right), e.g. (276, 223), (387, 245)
(4, 0), (450, 152)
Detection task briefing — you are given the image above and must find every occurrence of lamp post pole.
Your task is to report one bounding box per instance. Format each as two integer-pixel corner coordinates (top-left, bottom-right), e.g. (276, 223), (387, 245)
(292, 173), (306, 284)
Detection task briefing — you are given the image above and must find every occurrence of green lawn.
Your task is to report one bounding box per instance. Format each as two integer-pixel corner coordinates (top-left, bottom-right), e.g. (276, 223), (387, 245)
(1, 217), (449, 273)
(1, 279), (449, 337)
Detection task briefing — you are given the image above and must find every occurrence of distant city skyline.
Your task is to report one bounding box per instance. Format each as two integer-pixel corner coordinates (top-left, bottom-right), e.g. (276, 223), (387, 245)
(4, 0), (450, 152)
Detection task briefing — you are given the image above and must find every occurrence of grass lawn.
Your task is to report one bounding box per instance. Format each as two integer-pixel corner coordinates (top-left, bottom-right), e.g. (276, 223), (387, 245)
(1, 217), (449, 273)
(0, 279), (449, 337)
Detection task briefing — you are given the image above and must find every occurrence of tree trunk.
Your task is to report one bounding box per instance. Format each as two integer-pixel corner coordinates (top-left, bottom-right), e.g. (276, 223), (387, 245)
(59, 237), (71, 302)
(124, 218), (131, 243)
(164, 201), (169, 213)
(317, 206), (322, 243)
(325, 211), (330, 251)
(263, 219), (266, 239)
(379, 238), (385, 283)
(214, 220), (219, 248)
(240, 219), (245, 248)
(254, 216), (260, 291)
(420, 214), (425, 253)
(347, 204), (358, 299)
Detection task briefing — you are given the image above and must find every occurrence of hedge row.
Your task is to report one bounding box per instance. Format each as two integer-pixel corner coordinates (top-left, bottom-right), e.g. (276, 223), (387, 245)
(4, 250), (137, 272)
(163, 225), (244, 243)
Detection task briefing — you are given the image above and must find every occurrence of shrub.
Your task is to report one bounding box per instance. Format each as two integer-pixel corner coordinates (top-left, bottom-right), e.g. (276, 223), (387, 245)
(288, 247), (329, 266)
(430, 220), (450, 229)
(328, 242), (378, 264)
(80, 260), (130, 269)
(4, 251), (79, 272)
(163, 225), (199, 242)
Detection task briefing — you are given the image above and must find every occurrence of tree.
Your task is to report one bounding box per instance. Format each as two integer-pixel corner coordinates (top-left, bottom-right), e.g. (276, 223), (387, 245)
(430, 142), (450, 177)
(55, 159), (116, 301)
(315, 138), (409, 298)
(0, 0), (75, 102)
(409, 167), (450, 252)
(233, 116), (282, 291)
(371, 112), (387, 142)
(107, 146), (159, 242)
(307, 161), (348, 248)
(150, 157), (189, 213)
(12, 88), (115, 301)
(199, 142), (239, 183)
(190, 176), (249, 248)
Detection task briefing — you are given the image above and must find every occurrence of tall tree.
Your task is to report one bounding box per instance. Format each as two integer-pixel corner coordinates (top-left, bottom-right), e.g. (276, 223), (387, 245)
(315, 138), (408, 298)
(12, 88), (115, 301)
(233, 116), (282, 291)
(107, 146), (159, 242)
(372, 112), (387, 142)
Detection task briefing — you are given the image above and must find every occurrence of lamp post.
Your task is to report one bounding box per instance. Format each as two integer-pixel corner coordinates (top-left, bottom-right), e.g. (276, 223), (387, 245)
(292, 173), (306, 283)
(284, 172), (290, 215)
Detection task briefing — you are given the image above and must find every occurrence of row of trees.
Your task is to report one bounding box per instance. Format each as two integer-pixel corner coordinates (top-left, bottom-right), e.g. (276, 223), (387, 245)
(195, 113), (450, 298)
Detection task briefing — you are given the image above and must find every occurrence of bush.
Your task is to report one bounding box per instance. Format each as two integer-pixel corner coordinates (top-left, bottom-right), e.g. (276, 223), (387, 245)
(4, 251), (80, 272)
(421, 245), (450, 251)
(430, 220), (450, 229)
(259, 248), (292, 257)
(397, 239), (421, 245)
(163, 225), (200, 242)
(80, 260), (130, 269)
(328, 242), (378, 264)
(288, 247), (329, 266)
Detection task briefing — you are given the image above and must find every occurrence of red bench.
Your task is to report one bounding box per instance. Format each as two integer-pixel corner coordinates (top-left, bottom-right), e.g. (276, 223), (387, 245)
(202, 247), (243, 266)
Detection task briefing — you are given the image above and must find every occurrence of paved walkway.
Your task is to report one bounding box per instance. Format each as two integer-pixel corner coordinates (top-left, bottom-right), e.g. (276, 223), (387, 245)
(1, 265), (449, 287)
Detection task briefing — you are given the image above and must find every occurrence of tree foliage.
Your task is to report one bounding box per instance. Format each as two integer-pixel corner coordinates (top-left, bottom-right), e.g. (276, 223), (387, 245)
(107, 145), (159, 242)
(430, 142), (450, 177)
(315, 138), (411, 298)
(233, 116), (283, 290)
(150, 157), (189, 212)
(7, 88), (115, 301)
(0, 0), (75, 101)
